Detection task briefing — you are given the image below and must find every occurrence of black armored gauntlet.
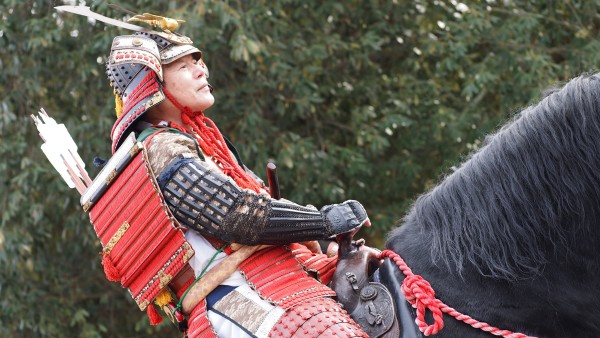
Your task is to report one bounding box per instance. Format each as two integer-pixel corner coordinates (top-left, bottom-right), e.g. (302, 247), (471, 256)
(158, 156), (368, 245)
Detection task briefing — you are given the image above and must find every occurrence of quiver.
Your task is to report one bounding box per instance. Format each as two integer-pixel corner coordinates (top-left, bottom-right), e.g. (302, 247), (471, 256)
(80, 133), (194, 312)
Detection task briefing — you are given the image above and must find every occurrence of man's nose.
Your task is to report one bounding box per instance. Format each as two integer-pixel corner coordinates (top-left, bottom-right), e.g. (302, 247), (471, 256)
(193, 62), (209, 79)
(193, 64), (205, 78)
(196, 60), (210, 79)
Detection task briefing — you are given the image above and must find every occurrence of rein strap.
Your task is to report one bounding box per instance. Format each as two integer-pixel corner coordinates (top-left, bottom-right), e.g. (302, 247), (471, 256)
(378, 250), (537, 338)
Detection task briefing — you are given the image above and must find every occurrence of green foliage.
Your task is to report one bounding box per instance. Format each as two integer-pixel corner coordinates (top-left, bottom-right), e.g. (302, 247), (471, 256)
(1, 0), (599, 336)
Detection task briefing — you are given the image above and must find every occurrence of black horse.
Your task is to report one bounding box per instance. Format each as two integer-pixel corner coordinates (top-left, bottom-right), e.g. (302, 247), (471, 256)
(382, 73), (600, 337)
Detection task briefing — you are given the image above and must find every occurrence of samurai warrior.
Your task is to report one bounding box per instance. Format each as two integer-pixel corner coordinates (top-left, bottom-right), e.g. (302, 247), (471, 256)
(73, 10), (374, 338)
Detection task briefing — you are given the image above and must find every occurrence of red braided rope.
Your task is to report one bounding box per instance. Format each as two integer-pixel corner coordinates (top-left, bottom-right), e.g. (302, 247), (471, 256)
(162, 88), (263, 193)
(378, 250), (537, 338)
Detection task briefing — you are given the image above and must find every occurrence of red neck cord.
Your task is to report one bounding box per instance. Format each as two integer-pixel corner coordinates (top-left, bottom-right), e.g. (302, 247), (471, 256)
(162, 88), (262, 193)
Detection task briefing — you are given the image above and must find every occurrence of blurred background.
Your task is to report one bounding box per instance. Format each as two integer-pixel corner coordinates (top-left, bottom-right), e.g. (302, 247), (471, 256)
(1, 0), (599, 336)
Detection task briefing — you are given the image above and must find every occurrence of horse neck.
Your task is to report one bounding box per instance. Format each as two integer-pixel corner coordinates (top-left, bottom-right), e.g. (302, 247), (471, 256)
(387, 221), (600, 338)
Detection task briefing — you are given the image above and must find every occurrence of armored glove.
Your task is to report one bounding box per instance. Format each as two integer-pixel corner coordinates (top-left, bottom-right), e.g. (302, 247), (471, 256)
(158, 156), (369, 245)
(320, 201), (369, 235)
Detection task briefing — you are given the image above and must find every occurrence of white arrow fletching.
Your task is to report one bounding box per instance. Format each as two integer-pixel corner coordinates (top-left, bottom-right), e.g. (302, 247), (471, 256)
(32, 108), (89, 191)
(41, 144), (77, 188)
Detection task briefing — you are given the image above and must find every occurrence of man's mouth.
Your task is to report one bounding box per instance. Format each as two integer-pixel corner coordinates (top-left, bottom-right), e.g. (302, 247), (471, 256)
(197, 83), (209, 91)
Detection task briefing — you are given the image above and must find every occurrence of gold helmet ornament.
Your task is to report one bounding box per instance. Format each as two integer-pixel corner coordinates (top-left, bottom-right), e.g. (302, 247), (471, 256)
(128, 13), (186, 33)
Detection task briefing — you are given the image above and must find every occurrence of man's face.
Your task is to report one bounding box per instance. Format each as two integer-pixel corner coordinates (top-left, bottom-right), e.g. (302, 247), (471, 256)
(163, 54), (214, 112)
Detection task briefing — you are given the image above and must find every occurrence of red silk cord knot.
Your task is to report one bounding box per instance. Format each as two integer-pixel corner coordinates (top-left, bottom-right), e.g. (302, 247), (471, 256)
(402, 274), (444, 335)
(101, 253), (121, 282)
(378, 250), (537, 338)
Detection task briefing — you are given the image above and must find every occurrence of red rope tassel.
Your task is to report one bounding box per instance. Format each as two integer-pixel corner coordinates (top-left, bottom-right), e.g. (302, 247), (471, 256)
(146, 304), (163, 326)
(378, 250), (537, 338)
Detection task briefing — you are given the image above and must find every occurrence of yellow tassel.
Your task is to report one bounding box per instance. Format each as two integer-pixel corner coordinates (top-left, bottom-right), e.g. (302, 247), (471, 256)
(114, 90), (123, 117)
(154, 288), (173, 307)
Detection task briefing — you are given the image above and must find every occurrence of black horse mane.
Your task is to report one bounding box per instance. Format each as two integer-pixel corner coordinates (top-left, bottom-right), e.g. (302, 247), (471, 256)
(388, 73), (600, 281)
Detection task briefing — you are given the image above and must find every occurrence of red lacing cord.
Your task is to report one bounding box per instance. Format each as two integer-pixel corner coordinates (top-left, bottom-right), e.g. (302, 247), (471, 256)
(162, 88), (263, 193)
(378, 250), (537, 338)
(122, 72), (159, 115)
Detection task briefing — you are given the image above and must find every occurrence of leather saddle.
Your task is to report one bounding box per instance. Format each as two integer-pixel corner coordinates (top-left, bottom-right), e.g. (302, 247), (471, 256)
(330, 232), (421, 338)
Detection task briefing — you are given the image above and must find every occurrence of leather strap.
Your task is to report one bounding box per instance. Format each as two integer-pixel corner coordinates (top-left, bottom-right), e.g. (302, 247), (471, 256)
(169, 264), (195, 299)
(378, 258), (422, 338)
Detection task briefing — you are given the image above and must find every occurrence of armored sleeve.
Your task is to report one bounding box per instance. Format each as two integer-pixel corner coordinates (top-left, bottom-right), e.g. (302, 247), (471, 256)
(156, 155), (368, 245)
